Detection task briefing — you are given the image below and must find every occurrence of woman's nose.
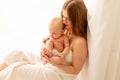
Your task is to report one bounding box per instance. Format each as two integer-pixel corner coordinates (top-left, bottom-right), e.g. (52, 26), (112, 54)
(63, 20), (65, 24)
(63, 19), (67, 24)
(62, 17), (66, 23)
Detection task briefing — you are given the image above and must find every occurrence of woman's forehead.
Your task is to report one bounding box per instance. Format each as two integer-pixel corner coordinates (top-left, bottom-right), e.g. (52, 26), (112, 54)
(62, 10), (68, 17)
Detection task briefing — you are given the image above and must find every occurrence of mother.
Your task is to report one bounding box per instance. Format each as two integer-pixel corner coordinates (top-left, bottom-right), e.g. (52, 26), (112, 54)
(0, 0), (88, 80)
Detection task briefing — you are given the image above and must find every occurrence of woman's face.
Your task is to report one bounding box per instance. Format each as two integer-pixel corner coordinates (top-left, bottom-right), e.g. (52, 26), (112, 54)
(62, 10), (72, 30)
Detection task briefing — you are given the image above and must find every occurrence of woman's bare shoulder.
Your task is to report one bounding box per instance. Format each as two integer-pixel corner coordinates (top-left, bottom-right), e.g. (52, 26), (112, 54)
(71, 37), (87, 52)
(72, 37), (88, 59)
(74, 37), (87, 45)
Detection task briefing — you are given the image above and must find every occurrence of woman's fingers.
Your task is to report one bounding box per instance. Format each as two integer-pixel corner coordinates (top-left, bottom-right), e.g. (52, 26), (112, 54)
(64, 28), (68, 35)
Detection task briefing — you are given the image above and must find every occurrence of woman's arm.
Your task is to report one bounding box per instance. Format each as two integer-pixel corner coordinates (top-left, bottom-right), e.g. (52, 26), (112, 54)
(52, 38), (88, 74)
(60, 36), (69, 56)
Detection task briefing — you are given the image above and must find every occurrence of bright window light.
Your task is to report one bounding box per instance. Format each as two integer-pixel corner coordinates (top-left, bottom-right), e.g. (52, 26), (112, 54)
(0, 0), (65, 58)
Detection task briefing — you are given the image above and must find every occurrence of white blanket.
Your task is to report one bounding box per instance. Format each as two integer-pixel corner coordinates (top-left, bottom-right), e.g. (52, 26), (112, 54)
(0, 50), (76, 80)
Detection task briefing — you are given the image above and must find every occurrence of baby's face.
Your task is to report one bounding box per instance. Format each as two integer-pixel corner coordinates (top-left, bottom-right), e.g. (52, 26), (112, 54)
(49, 24), (63, 39)
(49, 17), (64, 39)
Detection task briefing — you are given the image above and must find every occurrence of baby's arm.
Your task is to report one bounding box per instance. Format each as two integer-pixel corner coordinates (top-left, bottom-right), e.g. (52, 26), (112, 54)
(59, 36), (69, 57)
(48, 36), (69, 65)
(42, 36), (50, 43)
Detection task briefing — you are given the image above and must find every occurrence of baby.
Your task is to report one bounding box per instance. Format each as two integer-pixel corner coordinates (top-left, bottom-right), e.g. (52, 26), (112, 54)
(42, 17), (69, 64)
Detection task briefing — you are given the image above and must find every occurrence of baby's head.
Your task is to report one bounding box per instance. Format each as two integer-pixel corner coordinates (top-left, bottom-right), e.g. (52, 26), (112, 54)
(49, 17), (64, 39)
(49, 17), (63, 31)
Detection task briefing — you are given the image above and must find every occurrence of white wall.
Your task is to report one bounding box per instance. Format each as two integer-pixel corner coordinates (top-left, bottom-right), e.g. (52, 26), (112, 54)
(0, 0), (65, 58)
(84, 0), (98, 18)
(0, 0), (98, 61)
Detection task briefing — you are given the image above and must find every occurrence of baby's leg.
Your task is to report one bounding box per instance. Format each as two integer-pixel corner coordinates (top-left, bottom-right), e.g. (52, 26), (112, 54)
(43, 48), (52, 58)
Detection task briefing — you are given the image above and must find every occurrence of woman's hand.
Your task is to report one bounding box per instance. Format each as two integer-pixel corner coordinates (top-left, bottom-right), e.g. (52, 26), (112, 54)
(64, 28), (72, 38)
(48, 55), (64, 65)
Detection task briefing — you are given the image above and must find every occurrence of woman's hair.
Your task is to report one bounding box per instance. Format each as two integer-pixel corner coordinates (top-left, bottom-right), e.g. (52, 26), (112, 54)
(61, 0), (87, 39)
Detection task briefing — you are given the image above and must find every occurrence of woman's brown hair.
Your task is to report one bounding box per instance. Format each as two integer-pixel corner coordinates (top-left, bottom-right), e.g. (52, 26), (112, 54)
(61, 0), (87, 39)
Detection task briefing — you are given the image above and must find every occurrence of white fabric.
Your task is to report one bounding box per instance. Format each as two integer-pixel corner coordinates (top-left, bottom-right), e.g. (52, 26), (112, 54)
(4, 50), (30, 65)
(80, 0), (120, 80)
(0, 50), (76, 80)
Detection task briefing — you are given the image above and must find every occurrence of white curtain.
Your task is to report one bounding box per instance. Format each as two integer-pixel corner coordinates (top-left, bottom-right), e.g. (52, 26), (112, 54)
(82, 0), (120, 80)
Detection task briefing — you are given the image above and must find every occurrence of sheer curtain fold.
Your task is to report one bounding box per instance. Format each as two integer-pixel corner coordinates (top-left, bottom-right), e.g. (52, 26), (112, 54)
(80, 0), (120, 80)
